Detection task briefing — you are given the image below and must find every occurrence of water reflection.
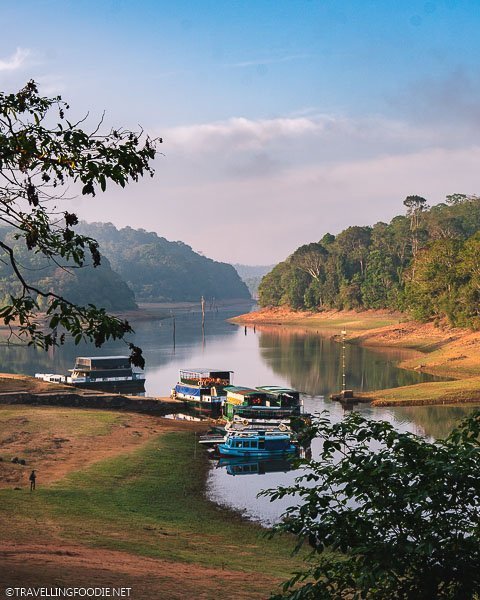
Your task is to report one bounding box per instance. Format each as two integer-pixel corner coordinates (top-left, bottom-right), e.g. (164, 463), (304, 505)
(0, 305), (243, 396)
(257, 326), (442, 397)
(217, 456), (295, 477)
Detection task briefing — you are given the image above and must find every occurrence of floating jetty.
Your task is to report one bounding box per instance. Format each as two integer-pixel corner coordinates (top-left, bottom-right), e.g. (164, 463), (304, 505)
(330, 389), (366, 405)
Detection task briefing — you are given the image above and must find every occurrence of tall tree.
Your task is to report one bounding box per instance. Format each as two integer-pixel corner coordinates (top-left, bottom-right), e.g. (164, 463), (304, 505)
(334, 226), (372, 276)
(290, 243), (328, 281)
(0, 81), (160, 365)
(403, 195), (428, 258)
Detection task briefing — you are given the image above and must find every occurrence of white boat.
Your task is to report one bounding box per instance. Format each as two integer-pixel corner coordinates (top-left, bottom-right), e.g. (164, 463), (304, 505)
(35, 355), (145, 393)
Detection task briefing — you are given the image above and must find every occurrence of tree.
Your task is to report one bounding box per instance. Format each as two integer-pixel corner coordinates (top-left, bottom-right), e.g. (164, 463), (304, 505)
(290, 243), (328, 282)
(0, 81), (160, 365)
(264, 411), (480, 600)
(334, 226), (372, 277)
(403, 195), (428, 258)
(405, 239), (464, 324)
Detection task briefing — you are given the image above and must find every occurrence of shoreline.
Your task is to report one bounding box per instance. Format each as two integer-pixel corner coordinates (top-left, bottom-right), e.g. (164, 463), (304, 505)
(231, 307), (480, 407)
(0, 403), (300, 598)
(0, 373), (185, 415)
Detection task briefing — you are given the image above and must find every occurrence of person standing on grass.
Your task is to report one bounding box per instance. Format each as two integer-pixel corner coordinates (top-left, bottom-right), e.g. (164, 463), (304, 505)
(29, 470), (36, 492)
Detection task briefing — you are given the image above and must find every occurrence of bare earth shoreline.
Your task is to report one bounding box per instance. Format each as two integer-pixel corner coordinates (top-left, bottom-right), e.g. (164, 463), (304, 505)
(231, 307), (480, 407)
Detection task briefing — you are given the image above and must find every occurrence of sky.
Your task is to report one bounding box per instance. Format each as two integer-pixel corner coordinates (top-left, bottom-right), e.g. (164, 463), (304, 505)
(1, 0), (480, 265)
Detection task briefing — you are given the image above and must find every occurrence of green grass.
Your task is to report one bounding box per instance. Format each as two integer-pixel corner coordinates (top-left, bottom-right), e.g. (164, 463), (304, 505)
(0, 429), (302, 579)
(0, 406), (125, 436)
(362, 376), (480, 406)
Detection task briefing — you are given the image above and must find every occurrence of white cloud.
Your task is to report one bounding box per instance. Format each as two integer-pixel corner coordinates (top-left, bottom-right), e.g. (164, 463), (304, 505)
(225, 53), (311, 68)
(77, 108), (480, 264)
(167, 116), (324, 151)
(0, 48), (30, 72)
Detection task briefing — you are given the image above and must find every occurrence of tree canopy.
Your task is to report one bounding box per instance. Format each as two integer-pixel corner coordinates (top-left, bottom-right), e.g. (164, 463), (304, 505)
(77, 222), (251, 302)
(0, 81), (160, 365)
(258, 194), (480, 329)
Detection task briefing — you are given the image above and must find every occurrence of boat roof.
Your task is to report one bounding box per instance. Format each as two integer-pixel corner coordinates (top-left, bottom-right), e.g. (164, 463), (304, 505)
(256, 386), (299, 395)
(225, 386), (265, 396)
(180, 368), (233, 374)
(226, 430), (290, 438)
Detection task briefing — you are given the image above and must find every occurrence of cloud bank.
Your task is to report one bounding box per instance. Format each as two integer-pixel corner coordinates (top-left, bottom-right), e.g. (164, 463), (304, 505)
(0, 48), (30, 72)
(74, 72), (480, 264)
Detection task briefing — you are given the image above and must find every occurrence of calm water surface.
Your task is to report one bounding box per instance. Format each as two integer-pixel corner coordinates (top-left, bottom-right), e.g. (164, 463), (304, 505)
(0, 304), (475, 524)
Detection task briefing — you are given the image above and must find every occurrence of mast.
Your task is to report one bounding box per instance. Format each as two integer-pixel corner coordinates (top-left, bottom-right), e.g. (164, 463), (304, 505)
(341, 329), (347, 393)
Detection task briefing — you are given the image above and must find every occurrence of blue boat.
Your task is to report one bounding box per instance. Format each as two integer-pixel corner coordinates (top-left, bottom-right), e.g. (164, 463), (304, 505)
(217, 430), (297, 457)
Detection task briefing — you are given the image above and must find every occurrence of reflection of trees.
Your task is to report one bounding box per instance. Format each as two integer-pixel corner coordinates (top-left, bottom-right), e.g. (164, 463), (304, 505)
(0, 307), (238, 377)
(258, 328), (440, 397)
(394, 405), (479, 440)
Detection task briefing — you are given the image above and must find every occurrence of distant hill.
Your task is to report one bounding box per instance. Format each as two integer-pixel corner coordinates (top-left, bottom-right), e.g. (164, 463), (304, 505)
(0, 227), (137, 311)
(233, 264), (274, 299)
(79, 222), (251, 302)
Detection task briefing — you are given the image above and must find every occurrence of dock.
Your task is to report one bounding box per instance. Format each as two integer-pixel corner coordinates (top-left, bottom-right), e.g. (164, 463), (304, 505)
(330, 389), (366, 405)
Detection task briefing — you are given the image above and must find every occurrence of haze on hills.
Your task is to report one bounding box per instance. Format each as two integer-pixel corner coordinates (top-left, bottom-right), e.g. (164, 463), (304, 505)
(79, 222), (251, 303)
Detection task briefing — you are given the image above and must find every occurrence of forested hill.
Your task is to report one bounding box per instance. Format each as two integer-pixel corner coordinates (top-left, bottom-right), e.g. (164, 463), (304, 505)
(0, 227), (137, 311)
(233, 264), (274, 298)
(79, 222), (251, 302)
(259, 194), (480, 328)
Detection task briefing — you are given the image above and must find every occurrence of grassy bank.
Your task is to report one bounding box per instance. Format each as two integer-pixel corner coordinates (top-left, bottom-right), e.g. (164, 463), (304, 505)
(233, 307), (480, 406)
(0, 406), (301, 598)
(231, 306), (403, 334)
(359, 377), (480, 407)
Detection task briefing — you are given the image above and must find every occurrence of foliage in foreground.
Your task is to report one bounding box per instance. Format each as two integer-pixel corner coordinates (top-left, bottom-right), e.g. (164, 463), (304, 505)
(0, 81), (160, 365)
(264, 411), (480, 599)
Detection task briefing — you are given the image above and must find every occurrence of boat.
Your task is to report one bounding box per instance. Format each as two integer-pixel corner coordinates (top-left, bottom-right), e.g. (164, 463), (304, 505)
(35, 355), (145, 393)
(171, 368), (233, 409)
(217, 429), (297, 457)
(222, 385), (306, 427)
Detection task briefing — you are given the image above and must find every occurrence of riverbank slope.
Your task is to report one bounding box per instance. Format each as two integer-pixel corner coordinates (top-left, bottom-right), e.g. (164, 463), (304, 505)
(0, 404), (301, 599)
(231, 307), (480, 406)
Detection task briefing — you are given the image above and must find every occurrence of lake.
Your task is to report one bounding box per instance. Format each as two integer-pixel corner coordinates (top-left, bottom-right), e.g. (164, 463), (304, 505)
(0, 303), (475, 524)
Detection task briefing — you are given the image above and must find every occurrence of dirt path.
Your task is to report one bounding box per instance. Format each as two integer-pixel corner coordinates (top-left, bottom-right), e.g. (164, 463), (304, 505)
(0, 543), (280, 599)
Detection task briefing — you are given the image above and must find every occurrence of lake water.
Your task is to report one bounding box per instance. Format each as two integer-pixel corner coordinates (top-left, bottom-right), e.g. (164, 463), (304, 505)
(0, 303), (476, 524)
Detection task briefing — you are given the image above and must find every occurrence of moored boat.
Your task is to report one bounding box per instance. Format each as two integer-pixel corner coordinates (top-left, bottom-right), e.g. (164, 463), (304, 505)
(171, 368), (233, 409)
(217, 429), (297, 457)
(36, 355), (145, 393)
(223, 384), (306, 427)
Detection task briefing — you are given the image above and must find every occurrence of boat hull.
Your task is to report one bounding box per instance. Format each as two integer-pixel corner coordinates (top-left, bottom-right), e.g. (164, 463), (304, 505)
(70, 380), (145, 393)
(217, 444), (297, 457)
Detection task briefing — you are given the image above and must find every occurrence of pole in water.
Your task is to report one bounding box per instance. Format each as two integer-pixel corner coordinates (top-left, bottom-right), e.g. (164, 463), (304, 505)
(341, 329), (347, 392)
(244, 326), (247, 336)
(201, 295), (205, 330)
(173, 315), (176, 350)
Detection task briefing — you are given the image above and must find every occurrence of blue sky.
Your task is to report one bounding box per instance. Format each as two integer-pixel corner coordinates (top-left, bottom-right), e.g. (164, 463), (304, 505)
(1, 0), (480, 263)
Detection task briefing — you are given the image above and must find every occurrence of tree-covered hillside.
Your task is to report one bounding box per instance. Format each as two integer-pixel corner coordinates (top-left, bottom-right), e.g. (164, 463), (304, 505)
(233, 264), (274, 298)
(0, 227), (137, 311)
(259, 194), (480, 328)
(79, 222), (251, 302)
